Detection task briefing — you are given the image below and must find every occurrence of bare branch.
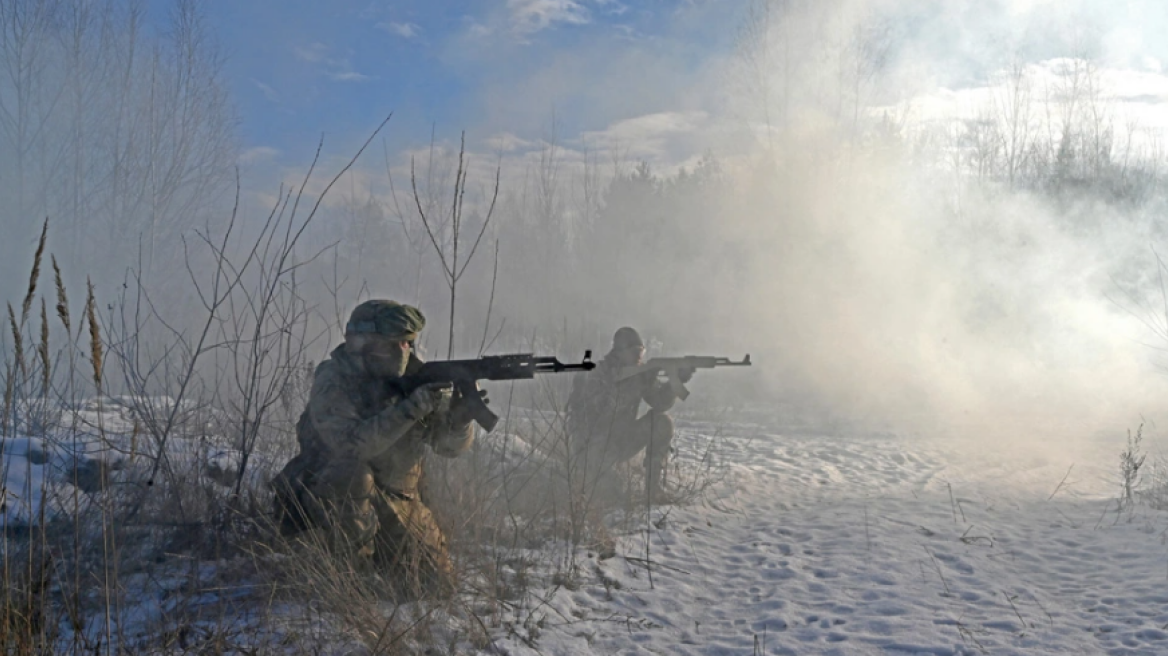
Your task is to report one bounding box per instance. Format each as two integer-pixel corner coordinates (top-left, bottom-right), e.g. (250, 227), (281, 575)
(411, 155), (454, 282)
(457, 158), (502, 281)
(478, 239), (501, 357)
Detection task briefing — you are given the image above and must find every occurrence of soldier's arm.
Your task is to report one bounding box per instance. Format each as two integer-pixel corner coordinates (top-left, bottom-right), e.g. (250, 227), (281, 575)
(307, 367), (427, 460)
(427, 414), (475, 458)
(394, 350), (473, 457)
(425, 389), (476, 458)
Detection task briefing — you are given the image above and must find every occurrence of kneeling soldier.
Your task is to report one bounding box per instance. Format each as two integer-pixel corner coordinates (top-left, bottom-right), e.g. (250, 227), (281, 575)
(272, 300), (478, 595)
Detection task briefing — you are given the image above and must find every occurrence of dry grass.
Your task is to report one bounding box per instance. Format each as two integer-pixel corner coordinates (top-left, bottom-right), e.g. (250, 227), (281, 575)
(0, 220), (734, 654)
(2, 345), (13, 437)
(37, 300), (49, 395)
(0, 551), (53, 654)
(7, 303), (24, 380)
(250, 523), (442, 654)
(423, 376), (733, 615)
(84, 278), (101, 391)
(20, 218), (47, 326)
(52, 255), (70, 334)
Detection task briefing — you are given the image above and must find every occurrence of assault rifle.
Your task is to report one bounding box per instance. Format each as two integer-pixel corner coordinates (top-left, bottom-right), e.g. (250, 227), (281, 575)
(616, 354), (751, 401)
(390, 352), (596, 432)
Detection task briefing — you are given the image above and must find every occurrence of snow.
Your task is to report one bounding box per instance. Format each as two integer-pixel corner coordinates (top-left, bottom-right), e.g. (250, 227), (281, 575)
(1, 396), (268, 526)
(5, 399), (1168, 655)
(487, 423), (1168, 656)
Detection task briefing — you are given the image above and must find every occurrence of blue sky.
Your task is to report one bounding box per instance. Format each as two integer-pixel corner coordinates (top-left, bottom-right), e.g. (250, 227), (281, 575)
(191, 0), (1168, 184)
(204, 1), (746, 166)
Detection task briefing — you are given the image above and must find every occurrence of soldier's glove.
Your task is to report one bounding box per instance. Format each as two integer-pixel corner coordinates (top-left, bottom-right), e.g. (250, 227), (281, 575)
(400, 382), (450, 422)
(448, 384), (488, 429)
(678, 366), (696, 384)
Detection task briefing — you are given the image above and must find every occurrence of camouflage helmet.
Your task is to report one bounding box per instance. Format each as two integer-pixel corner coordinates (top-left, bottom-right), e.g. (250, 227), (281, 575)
(346, 300), (426, 341)
(612, 326), (644, 350)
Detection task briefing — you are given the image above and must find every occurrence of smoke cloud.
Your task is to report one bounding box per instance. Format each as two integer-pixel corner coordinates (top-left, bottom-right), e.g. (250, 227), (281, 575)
(5, 0), (1167, 455)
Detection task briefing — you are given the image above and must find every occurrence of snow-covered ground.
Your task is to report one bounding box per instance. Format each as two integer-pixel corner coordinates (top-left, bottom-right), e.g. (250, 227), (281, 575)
(1, 396), (279, 527)
(493, 418), (1168, 656)
(4, 401), (1167, 655)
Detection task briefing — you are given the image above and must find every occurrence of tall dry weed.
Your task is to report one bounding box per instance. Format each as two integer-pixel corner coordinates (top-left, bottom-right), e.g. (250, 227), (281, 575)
(1, 362), (12, 436)
(252, 520), (446, 654)
(7, 303), (24, 379)
(21, 218), (48, 326)
(0, 552), (54, 655)
(38, 299), (49, 394)
(51, 255), (70, 334)
(84, 278), (102, 391)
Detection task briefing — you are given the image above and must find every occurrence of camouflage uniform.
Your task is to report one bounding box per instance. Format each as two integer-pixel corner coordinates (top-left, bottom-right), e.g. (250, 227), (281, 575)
(272, 302), (474, 593)
(566, 328), (678, 494)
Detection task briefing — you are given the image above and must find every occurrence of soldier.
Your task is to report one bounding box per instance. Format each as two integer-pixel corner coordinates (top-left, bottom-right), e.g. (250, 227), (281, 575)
(566, 327), (692, 502)
(271, 300), (479, 595)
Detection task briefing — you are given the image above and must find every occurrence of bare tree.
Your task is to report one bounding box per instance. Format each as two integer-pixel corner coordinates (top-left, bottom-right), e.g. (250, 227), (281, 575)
(385, 126), (459, 306)
(0, 0), (235, 297)
(0, 0), (60, 222)
(105, 116), (393, 521)
(410, 132), (501, 358)
(993, 60), (1036, 186)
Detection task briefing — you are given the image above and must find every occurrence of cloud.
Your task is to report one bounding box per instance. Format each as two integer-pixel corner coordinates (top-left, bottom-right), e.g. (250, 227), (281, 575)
(294, 42), (329, 63)
(238, 146), (280, 164)
(253, 80), (280, 103)
(293, 42), (371, 83)
(568, 110), (752, 172)
(594, 0), (628, 17)
(378, 21), (421, 39)
(576, 110), (703, 157)
(884, 59), (1168, 147)
(508, 0), (591, 34)
(589, 111), (706, 140)
(330, 71), (373, 82)
(485, 132), (537, 153)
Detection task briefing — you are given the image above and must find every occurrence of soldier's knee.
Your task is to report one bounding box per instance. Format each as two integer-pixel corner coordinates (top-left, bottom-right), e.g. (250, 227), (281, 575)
(301, 459), (376, 543)
(314, 458), (375, 500)
(648, 412), (674, 440)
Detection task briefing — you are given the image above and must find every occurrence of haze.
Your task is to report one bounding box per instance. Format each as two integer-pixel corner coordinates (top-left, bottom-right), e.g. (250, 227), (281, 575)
(3, 0), (1168, 459)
